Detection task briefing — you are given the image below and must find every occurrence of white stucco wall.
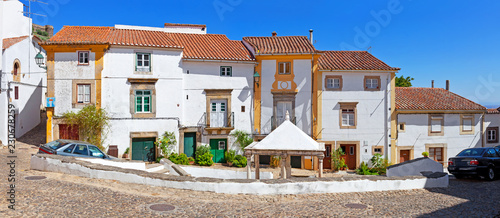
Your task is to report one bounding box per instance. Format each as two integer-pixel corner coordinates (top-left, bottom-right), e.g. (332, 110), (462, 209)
(1, 0), (30, 39)
(181, 61), (254, 134)
(484, 113), (500, 147)
(101, 47), (184, 154)
(320, 71), (392, 164)
(260, 59), (312, 135)
(397, 113), (483, 161)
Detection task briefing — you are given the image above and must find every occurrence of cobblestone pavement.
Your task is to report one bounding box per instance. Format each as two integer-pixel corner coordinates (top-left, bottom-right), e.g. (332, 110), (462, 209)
(1, 140), (500, 217)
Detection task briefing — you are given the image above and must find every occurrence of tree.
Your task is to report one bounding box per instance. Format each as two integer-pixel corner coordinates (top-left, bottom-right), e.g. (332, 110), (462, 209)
(395, 75), (414, 87)
(62, 105), (110, 151)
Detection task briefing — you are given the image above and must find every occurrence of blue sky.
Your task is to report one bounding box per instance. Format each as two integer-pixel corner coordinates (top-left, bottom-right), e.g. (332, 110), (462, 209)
(27, 0), (500, 107)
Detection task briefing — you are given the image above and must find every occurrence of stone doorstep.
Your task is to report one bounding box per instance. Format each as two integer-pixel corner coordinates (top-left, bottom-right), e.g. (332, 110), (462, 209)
(32, 154), (446, 184)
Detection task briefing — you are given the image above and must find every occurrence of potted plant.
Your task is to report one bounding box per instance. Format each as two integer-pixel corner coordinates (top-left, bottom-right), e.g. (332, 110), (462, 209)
(225, 150), (236, 167)
(339, 158), (348, 171)
(122, 147), (129, 159)
(422, 151), (429, 158)
(188, 157), (195, 165)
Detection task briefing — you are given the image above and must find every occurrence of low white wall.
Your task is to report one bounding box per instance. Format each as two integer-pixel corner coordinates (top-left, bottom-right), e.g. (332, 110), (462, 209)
(31, 155), (449, 195)
(387, 157), (444, 177)
(180, 166), (273, 179)
(76, 158), (164, 173)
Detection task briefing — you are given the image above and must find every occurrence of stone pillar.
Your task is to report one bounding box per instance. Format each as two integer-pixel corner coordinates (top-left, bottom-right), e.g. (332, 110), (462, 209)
(285, 155), (291, 179)
(281, 155), (287, 179)
(318, 155), (324, 178)
(255, 155), (260, 180)
(246, 154), (252, 179)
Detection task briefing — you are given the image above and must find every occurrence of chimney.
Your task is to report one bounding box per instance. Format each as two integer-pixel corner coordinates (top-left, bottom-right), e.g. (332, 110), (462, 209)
(431, 80), (434, 88)
(446, 80), (450, 90)
(309, 29), (313, 44)
(272, 31), (277, 37)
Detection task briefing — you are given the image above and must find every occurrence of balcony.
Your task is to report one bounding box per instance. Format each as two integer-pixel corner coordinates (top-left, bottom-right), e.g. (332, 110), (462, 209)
(199, 112), (235, 133)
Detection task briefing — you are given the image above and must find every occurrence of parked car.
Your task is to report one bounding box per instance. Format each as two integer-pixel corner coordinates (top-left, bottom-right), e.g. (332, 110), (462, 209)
(38, 139), (114, 159)
(448, 147), (500, 180)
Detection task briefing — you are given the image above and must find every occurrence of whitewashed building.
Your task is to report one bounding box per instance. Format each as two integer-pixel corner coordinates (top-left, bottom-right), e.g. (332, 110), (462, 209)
(315, 51), (399, 170)
(394, 87), (486, 166)
(0, 0), (47, 145)
(41, 24), (255, 162)
(484, 108), (500, 147)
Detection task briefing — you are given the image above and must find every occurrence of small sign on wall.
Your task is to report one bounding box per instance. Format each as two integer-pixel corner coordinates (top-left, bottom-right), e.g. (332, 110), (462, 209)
(46, 97), (55, 107)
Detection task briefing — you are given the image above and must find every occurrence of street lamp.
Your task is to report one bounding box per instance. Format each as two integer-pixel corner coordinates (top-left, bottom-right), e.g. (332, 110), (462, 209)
(253, 71), (260, 87)
(35, 52), (45, 67)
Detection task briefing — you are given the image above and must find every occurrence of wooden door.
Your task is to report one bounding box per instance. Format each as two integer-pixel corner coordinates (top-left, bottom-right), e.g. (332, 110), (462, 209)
(341, 144), (357, 170)
(323, 144), (332, 169)
(400, 150), (410, 163)
(183, 133), (196, 158)
(59, 124), (79, 140)
(209, 139), (227, 163)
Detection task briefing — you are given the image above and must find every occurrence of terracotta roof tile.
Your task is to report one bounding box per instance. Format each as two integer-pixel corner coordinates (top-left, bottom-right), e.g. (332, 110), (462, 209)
(242, 36), (316, 54)
(487, 108), (500, 114)
(318, 51), (400, 71)
(42, 26), (254, 61)
(3, 35), (29, 50)
(395, 87), (486, 111)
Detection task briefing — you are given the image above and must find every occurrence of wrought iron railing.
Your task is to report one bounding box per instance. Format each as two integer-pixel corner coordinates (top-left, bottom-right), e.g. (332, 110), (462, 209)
(200, 112), (235, 128)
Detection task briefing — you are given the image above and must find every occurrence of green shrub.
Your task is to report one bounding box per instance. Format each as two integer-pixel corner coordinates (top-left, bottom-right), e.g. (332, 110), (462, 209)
(187, 157), (195, 163)
(168, 153), (189, 165)
(196, 152), (214, 166)
(370, 153), (384, 168)
(232, 155), (247, 168)
(230, 130), (253, 150)
(331, 147), (347, 170)
(155, 131), (177, 157)
(225, 150), (236, 163)
(422, 151), (429, 157)
(124, 147), (129, 154)
(156, 156), (164, 163)
(355, 162), (379, 175)
(195, 144), (210, 158)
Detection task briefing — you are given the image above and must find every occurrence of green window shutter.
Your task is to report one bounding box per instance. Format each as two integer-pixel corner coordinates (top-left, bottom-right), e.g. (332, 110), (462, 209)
(135, 53), (138, 71)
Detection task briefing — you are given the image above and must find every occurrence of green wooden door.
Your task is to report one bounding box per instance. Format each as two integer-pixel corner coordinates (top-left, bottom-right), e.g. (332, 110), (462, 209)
(209, 139), (227, 163)
(132, 138), (156, 161)
(183, 133), (196, 157)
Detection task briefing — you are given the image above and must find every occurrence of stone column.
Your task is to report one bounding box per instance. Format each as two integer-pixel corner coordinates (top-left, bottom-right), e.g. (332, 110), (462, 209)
(281, 154), (287, 179)
(285, 155), (291, 179)
(255, 155), (260, 180)
(318, 155), (324, 178)
(246, 154), (252, 179)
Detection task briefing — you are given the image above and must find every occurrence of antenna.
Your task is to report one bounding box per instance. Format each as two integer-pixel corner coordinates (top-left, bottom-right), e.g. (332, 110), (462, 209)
(367, 46), (372, 52)
(22, 0), (48, 78)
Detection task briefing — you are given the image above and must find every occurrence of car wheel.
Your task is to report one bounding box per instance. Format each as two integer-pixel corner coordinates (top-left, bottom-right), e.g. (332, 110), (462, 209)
(485, 167), (495, 181)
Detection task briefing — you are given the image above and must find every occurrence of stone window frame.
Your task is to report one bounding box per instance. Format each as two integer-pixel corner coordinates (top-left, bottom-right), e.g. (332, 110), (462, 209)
(325, 75), (342, 91)
(364, 76), (381, 91)
(204, 89), (233, 128)
(272, 92), (297, 130)
(428, 114), (444, 136)
(339, 102), (358, 129)
(277, 61), (292, 75)
(372, 145), (384, 155)
(486, 127), (499, 143)
(12, 59), (21, 82)
(459, 114), (475, 135)
(398, 122), (406, 132)
(425, 143), (447, 166)
(77, 51), (90, 65)
(72, 79), (96, 109)
(134, 51), (153, 75)
(128, 78), (158, 118)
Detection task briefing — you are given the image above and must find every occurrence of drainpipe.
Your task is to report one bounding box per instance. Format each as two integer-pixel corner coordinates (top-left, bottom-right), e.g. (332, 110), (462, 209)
(481, 112), (485, 147)
(384, 75), (389, 160)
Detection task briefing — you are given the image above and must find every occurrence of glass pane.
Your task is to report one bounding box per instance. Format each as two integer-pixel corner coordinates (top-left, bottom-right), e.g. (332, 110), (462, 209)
(63, 144), (75, 153)
(73, 145), (88, 155)
(285, 62), (290, 73)
(431, 120), (441, 132)
(136, 90), (143, 95)
(212, 103), (216, 111)
(144, 60), (149, 67)
(144, 96), (150, 104)
(144, 104), (150, 112)
(220, 103), (225, 111)
(279, 63), (283, 74)
(463, 119), (472, 131)
(89, 146), (105, 158)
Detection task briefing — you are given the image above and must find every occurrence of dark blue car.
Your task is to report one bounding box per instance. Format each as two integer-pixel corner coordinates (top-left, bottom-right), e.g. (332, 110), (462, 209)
(448, 147), (500, 180)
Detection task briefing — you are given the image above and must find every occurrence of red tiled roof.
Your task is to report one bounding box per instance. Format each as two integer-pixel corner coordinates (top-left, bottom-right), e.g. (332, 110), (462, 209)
(164, 23), (206, 28)
(3, 35), (29, 50)
(318, 51), (400, 71)
(395, 87), (486, 111)
(42, 26), (254, 61)
(487, 108), (500, 114)
(242, 36), (316, 55)
(168, 33), (254, 61)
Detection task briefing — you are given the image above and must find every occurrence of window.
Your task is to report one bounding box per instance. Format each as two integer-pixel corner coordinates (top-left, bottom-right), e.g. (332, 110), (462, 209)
(136, 53), (151, 72)
(241, 106), (245, 112)
(77, 84), (91, 103)
(14, 63), (19, 76)
(364, 76), (381, 91)
(135, 90), (151, 113)
(460, 114), (474, 134)
(220, 66), (232, 77)
(349, 146), (355, 155)
(218, 141), (226, 150)
(325, 145), (331, 157)
(325, 76), (342, 91)
(339, 102), (358, 129)
(398, 123), (406, 132)
(88, 146), (105, 158)
(372, 146), (384, 155)
(78, 51), (89, 65)
(278, 62), (291, 74)
(429, 147), (443, 163)
(63, 144), (75, 153)
(73, 145), (89, 156)
(14, 86), (19, 100)
(486, 149), (499, 157)
(487, 127), (499, 143)
(429, 115), (444, 135)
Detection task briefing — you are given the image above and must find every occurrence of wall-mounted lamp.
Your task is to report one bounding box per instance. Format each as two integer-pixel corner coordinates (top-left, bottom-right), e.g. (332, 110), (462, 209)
(253, 71), (260, 87)
(35, 52), (45, 67)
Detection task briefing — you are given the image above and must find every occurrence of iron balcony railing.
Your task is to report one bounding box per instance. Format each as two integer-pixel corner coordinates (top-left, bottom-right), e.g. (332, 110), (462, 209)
(199, 112), (234, 128)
